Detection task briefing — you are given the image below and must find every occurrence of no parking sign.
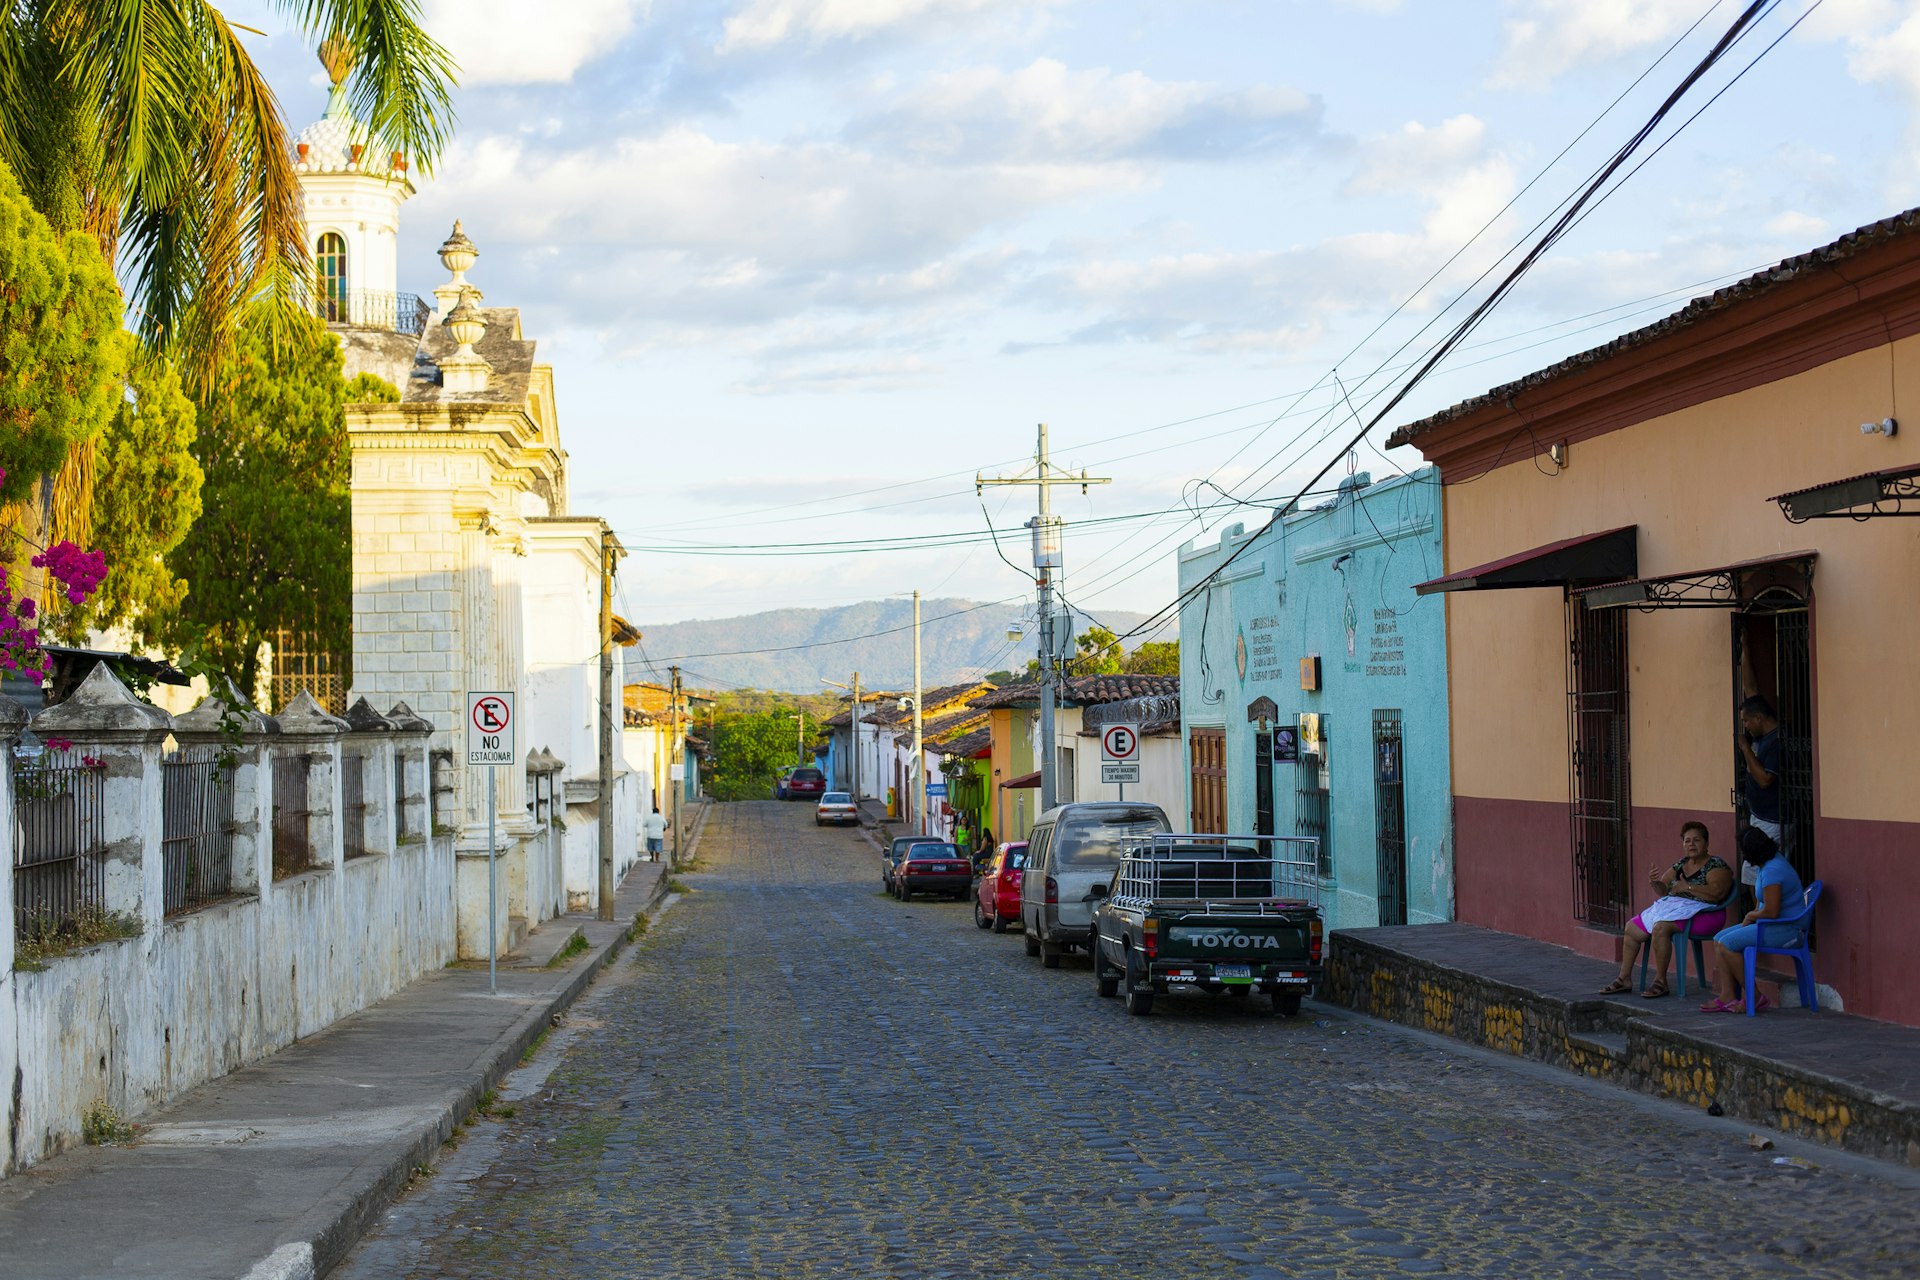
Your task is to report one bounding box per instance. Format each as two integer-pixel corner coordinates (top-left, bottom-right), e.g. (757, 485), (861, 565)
(467, 691), (517, 766)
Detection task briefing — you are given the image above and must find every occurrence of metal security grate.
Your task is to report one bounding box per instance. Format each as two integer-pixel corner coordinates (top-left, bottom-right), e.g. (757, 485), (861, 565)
(1772, 608), (1816, 891)
(1296, 716), (1331, 876)
(1254, 730), (1275, 838)
(162, 749), (235, 914)
(341, 752), (369, 859)
(272, 752), (315, 878)
(12, 751), (107, 936)
(1373, 709), (1408, 926)
(1568, 598), (1632, 930)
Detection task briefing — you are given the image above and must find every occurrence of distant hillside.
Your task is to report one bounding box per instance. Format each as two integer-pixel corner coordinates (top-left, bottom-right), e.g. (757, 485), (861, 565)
(630, 598), (1169, 693)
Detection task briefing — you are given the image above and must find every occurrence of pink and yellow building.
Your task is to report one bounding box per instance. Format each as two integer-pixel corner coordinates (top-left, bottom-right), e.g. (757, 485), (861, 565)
(1393, 210), (1920, 1027)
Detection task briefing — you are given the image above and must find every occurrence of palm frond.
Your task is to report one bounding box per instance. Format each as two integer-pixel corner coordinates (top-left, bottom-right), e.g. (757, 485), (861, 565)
(277, 0), (456, 173)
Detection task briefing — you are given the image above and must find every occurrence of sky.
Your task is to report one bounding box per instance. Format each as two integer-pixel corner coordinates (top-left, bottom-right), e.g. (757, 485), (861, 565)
(232, 0), (1920, 645)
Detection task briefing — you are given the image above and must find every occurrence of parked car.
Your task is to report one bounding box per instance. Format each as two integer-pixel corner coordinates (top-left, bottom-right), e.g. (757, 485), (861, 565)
(785, 767), (827, 801)
(882, 835), (936, 892)
(894, 842), (972, 901)
(815, 791), (859, 826)
(1090, 832), (1323, 1017)
(1020, 802), (1172, 968)
(973, 841), (1028, 933)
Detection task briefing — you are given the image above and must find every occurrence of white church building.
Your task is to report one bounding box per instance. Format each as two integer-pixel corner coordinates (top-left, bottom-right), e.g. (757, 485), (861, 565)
(293, 66), (651, 954)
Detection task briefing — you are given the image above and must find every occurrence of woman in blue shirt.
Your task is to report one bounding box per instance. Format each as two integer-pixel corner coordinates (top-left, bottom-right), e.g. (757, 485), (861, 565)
(1704, 826), (1805, 1013)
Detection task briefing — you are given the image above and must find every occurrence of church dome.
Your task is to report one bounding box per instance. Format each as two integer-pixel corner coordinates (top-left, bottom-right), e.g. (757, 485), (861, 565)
(294, 107), (364, 170)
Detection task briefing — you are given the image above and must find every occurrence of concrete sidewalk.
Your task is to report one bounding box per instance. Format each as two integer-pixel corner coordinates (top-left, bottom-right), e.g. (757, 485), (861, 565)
(0, 804), (709, 1280)
(1326, 923), (1920, 1168)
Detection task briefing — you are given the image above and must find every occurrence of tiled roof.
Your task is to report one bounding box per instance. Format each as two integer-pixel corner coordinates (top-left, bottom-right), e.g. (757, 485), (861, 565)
(823, 682), (994, 730)
(969, 673), (1180, 710)
(1388, 206), (1920, 448)
(937, 727), (992, 759)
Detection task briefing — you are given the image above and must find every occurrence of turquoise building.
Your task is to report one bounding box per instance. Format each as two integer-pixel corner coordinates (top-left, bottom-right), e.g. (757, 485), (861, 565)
(1175, 470), (1452, 929)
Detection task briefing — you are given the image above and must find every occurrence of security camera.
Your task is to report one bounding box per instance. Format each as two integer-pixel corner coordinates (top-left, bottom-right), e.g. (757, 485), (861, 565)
(897, 697), (911, 712)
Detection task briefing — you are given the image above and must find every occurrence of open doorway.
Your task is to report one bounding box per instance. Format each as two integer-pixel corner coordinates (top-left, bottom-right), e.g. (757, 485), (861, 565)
(1734, 596), (1815, 894)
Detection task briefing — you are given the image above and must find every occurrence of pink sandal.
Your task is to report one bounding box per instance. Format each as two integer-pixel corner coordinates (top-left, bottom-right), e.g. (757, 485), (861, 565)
(1699, 997), (1739, 1013)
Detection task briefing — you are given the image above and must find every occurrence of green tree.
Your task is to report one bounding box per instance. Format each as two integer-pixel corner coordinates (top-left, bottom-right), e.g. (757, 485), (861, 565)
(155, 304), (390, 694)
(708, 709), (817, 802)
(0, 2), (456, 553)
(0, 156), (127, 507)
(62, 353), (202, 638)
(1123, 640), (1179, 675)
(1073, 625), (1124, 675)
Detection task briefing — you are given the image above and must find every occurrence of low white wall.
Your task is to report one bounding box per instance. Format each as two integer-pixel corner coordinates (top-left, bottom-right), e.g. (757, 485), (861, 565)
(0, 673), (458, 1176)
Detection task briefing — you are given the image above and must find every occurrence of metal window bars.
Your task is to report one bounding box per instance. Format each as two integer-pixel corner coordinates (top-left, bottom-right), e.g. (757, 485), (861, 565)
(271, 751), (315, 879)
(1112, 833), (1323, 911)
(161, 748), (235, 915)
(340, 752), (369, 859)
(12, 749), (107, 937)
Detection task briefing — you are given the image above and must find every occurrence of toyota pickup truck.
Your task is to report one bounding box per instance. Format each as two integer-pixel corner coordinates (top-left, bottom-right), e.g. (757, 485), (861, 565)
(1090, 833), (1323, 1017)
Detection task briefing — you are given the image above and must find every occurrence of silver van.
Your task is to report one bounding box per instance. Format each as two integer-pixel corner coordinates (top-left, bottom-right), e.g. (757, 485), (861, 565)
(1021, 802), (1171, 968)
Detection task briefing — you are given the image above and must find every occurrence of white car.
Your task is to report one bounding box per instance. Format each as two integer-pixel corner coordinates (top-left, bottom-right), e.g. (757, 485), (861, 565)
(815, 792), (859, 827)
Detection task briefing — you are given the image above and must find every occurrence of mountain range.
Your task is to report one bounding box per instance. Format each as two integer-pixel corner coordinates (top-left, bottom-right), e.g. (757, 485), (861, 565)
(630, 598), (1169, 693)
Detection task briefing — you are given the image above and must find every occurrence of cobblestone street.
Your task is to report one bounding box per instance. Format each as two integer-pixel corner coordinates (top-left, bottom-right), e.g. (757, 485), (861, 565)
(335, 802), (1920, 1279)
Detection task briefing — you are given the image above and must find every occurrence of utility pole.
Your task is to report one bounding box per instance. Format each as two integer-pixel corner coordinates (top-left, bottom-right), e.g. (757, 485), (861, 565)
(911, 590), (924, 836)
(669, 665), (684, 867)
(977, 423), (1110, 813)
(596, 528), (616, 921)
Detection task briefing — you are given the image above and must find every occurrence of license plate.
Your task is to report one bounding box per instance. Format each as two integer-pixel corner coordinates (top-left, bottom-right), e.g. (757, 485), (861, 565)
(1216, 963), (1252, 982)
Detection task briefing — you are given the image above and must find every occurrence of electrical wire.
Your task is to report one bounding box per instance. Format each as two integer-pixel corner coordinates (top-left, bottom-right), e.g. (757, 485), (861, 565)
(1112, 0), (1786, 643)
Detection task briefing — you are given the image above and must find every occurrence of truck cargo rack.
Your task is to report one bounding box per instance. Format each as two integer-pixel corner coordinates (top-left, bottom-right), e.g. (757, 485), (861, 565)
(1111, 832), (1322, 911)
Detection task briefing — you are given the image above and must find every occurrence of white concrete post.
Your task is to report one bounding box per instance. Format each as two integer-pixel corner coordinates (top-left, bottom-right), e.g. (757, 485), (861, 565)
(387, 701), (434, 846)
(172, 682), (274, 896)
(276, 691), (348, 871)
(0, 693), (25, 975)
(343, 698), (398, 858)
(30, 664), (172, 933)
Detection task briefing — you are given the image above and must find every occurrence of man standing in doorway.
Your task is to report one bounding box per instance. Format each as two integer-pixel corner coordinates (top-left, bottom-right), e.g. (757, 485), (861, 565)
(1738, 695), (1782, 849)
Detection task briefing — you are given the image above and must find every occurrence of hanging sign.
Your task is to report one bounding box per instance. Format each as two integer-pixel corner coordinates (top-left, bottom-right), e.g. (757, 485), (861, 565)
(467, 691), (516, 766)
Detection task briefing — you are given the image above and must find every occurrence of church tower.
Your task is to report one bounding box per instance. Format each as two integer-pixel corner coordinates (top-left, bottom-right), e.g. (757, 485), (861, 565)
(292, 40), (420, 331)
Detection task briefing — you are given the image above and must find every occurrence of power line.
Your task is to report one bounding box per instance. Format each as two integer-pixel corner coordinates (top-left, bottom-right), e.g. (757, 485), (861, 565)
(1115, 0), (1788, 643)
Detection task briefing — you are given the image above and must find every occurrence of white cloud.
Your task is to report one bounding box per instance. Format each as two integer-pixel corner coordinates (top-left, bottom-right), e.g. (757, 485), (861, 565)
(1489, 0), (1695, 91)
(847, 58), (1320, 163)
(719, 0), (1064, 51)
(422, 0), (647, 84)
(1344, 115), (1489, 197)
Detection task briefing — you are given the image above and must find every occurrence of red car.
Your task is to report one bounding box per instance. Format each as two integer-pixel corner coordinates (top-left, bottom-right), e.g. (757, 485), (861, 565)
(973, 841), (1028, 934)
(784, 767), (827, 801)
(893, 842), (972, 901)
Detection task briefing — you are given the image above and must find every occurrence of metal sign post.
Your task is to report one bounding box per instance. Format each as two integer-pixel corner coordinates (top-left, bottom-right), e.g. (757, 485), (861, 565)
(468, 691), (517, 993)
(1100, 722), (1141, 801)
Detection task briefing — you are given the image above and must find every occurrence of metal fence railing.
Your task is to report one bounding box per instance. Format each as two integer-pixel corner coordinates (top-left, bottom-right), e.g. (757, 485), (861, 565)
(272, 752), (315, 878)
(162, 749), (235, 915)
(13, 750), (108, 937)
(311, 289), (432, 336)
(1114, 833), (1324, 909)
(341, 752), (369, 859)
(393, 756), (414, 843)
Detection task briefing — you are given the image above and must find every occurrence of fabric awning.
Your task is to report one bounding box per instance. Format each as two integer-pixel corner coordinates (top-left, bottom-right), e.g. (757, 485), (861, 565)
(1770, 463), (1920, 521)
(1574, 551), (1817, 611)
(999, 770), (1042, 789)
(1414, 526), (1637, 595)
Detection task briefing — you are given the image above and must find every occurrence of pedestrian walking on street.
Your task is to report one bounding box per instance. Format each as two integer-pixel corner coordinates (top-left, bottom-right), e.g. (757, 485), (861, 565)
(643, 806), (666, 861)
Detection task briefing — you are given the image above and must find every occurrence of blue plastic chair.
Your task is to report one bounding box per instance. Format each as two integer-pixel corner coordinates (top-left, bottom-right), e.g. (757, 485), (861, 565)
(1745, 880), (1824, 1016)
(1638, 880), (1741, 999)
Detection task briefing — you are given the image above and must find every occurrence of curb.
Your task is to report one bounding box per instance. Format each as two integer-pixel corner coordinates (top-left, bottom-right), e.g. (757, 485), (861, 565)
(288, 868), (679, 1279)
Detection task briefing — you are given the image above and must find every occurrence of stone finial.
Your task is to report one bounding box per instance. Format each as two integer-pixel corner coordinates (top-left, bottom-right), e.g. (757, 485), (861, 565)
(31, 661), (173, 741)
(276, 688), (350, 738)
(344, 696), (397, 733)
(386, 701), (434, 734)
(439, 288), (493, 394)
(175, 679), (272, 737)
(438, 220), (478, 281)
